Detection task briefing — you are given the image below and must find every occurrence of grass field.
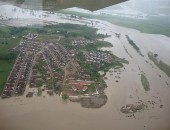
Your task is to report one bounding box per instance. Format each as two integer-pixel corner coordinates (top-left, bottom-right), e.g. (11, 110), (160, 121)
(0, 38), (20, 55)
(0, 38), (20, 93)
(0, 26), (11, 38)
(0, 60), (14, 93)
(37, 35), (61, 43)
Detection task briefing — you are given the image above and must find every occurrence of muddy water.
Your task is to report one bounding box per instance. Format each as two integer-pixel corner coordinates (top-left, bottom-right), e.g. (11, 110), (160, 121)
(97, 21), (170, 130)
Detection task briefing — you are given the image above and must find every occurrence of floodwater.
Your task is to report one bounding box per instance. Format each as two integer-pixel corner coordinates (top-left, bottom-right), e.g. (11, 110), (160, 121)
(0, 3), (170, 130)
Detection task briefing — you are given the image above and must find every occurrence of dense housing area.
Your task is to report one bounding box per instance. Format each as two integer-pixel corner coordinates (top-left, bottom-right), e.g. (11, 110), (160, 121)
(0, 24), (128, 107)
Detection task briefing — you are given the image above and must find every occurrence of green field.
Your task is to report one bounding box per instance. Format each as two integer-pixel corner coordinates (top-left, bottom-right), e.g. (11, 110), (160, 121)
(0, 38), (20, 93)
(0, 38), (20, 55)
(0, 60), (14, 93)
(0, 26), (11, 38)
(37, 35), (61, 43)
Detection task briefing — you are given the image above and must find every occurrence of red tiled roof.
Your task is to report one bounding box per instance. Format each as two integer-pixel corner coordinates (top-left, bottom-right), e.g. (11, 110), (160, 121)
(73, 84), (85, 90)
(69, 80), (92, 86)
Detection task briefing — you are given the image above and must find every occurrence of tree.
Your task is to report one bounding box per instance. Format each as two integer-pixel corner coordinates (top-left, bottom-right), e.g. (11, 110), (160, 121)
(62, 94), (69, 100)
(154, 54), (158, 57)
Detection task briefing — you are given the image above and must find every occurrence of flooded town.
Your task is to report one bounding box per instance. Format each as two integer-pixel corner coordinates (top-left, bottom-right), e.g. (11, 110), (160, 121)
(0, 1), (170, 130)
(1, 31), (123, 109)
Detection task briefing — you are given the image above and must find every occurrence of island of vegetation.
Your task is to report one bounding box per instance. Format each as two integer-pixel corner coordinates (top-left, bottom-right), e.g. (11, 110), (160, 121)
(141, 74), (150, 91)
(0, 23), (128, 108)
(125, 35), (143, 57)
(148, 52), (170, 77)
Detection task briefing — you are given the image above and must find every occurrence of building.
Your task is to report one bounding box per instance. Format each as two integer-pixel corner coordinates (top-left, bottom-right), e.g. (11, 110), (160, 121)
(68, 80), (92, 92)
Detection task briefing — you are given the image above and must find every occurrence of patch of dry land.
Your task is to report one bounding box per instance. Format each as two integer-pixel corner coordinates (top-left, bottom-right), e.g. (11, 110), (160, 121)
(1, 4), (170, 130)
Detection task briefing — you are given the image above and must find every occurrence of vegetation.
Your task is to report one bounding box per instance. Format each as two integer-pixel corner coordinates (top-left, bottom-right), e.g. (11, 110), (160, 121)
(0, 60), (14, 93)
(61, 39), (113, 51)
(34, 60), (47, 75)
(76, 50), (127, 81)
(59, 10), (170, 37)
(141, 74), (150, 91)
(98, 15), (170, 37)
(0, 23), (97, 93)
(81, 63), (101, 80)
(70, 27), (129, 81)
(148, 52), (170, 77)
(42, 24), (97, 39)
(37, 87), (42, 96)
(125, 35), (139, 51)
(35, 80), (44, 88)
(0, 38), (20, 55)
(0, 38), (20, 93)
(84, 41), (113, 50)
(0, 23), (99, 39)
(36, 35), (61, 43)
(62, 94), (69, 100)
(0, 26), (11, 38)
(0, 23), (108, 42)
(87, 83), (96, 93)
(0, 23), (127, 94)
(125, 35), (143, 56)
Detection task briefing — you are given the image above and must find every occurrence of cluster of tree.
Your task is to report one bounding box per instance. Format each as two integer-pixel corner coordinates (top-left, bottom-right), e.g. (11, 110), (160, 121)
(1, 23), (106, 41)
(76, 51), (100, 80)
(94, 41), (113, 47)
(148, 52), (170, 77)
(125, 35), (143, 56)
(0, 52), (17, 63)
(141, 74), (150, 91)
(76, 51), (86, 62)
(62, 94), (69, 100)
(34, 60), (47, 75)
(81, 63), (101, 80)
(63, 39), (113, 51)
(0, 28), (11, 38)
(45, 24), (97, 39)
(97, 33), (109, 39)
(87, 83), (96, 93)
(76, 49), (127, 80)
(1, 41), (8, 44)
(125, 35), (139, 51)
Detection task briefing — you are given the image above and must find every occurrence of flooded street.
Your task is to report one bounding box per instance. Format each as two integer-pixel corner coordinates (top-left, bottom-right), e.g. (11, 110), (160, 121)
(0, 2), (170, 130)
